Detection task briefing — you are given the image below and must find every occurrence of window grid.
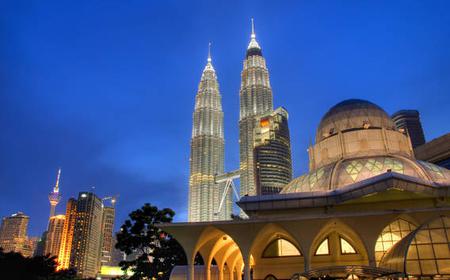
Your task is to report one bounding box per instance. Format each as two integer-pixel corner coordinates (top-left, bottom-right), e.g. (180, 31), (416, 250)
(406, 216), (450, 276)
(375, 219), (416, 264)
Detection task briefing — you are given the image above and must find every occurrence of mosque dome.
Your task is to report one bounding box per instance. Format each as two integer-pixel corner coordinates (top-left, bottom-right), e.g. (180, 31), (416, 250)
(316, 99), (396, 143)
(281, 99), (450, 194)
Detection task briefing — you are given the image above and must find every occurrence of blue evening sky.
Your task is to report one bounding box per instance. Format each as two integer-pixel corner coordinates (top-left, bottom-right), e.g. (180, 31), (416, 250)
(1, 0), (449, 237)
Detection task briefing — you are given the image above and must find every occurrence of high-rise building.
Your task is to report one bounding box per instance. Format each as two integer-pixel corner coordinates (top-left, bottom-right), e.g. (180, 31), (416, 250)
(44, 215), (65, 257)
(188, 45), (230, 222)
(391, 110), (426, 148)
(100, 202), (116, 266)
(254, 107), (293, 195)
(34, 231), (47, 257)
(48, 169), (62, 219)
(69, 192), (103, 278)
(239, 20), (274, 197)
(0, 212), (33, 257)
(58, 198), (77, 270)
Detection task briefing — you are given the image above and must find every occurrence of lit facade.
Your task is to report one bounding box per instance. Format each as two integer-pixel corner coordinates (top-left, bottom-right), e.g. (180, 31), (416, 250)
(58, 198), (77, 270)
(0, 212), (34, 257)
(254, 107), (292, 195)
(69, 192), (103, 278)
(44, 214), (65, 258)
(165, 99), (450, 280)
(239, 22), (274, 197)
(100, 206), (115, 266)
(188, 48), (231, 222)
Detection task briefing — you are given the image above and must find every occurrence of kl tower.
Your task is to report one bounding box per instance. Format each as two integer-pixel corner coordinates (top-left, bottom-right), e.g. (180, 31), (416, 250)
(48, 168), (62, 218)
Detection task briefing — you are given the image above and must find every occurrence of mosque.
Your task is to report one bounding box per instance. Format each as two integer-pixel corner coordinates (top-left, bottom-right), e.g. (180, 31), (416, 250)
(165, 99), (450, 280)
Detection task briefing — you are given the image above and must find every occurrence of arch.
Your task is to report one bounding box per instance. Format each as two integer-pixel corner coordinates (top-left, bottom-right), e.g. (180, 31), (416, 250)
(249, 223), (305, 279)
(374, 217), (417, 264)
(310, 220), (369, 269)
(194, 252), (205, 265)
(264, 274), (278, 280)
(250, 223), (304, 257)
(380, 215), (450, 276)
(262, 238), (302, 258)
(193, 226), (245, 280)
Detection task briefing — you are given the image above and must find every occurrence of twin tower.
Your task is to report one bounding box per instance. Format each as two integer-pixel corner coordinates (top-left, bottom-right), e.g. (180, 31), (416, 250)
(189, 21), (293, 222)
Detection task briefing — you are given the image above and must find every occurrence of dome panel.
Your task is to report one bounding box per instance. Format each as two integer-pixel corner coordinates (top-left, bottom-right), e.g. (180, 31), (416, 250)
(281, 163), (334, 193)
(417, 161), (450, 185)
(280, 156), (443, 194)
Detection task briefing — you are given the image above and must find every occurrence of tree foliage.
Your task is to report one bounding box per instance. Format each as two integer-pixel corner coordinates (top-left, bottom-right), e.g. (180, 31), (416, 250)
(0, 248), (80, 280)
(116, 203), (187, 280)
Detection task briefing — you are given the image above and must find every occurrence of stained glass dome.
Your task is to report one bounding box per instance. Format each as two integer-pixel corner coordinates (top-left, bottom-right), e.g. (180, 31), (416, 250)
(281, 156), (450, 193)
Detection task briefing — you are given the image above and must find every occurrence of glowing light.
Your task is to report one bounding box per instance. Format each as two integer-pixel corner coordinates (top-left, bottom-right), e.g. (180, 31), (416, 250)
(100, 266), (133, 276)
(315, 238), (329, 255)
(340, 237), (357, 254)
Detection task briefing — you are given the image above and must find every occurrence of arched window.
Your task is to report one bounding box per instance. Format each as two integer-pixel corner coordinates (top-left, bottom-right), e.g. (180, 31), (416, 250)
(340, 236), (357, 254)
(315, 238), (330, 255)
(262, 238), (301, 258)
(380, 216), (450, 276)
(375, 219), (416, 263)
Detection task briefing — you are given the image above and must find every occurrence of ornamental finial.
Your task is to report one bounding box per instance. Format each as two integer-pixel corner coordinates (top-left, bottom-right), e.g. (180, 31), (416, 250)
(251, 18), (256, 39)
(207, 42), (212, 62)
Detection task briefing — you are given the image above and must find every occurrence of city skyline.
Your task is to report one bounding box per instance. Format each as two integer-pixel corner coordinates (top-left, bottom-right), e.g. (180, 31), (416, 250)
(2, 0), (450, 236)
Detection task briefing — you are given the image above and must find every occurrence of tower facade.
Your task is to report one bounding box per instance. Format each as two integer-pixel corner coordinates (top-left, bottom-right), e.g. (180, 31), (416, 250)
(188, 47), (230, 222)
(69, 192), (103, 278)
(100, 205), (115, 266)
(0, 212), (33, 257)
(58, 198), (77, 270)
(48, 169), (62, 219)
(254, 107), (293, 195)
(44, 215), (65, 257)
(239, 21), (274, 197)
(391, 110), (426, 148)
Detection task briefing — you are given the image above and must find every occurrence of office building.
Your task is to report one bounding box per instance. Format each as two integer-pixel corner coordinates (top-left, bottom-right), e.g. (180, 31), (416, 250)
(254, 107), (293, 195)
(391, 110), (426, 148)
(100, 204), (115, 266)
(58, 198), (78, 270)
(188, 45), (230, 222)
(44, 215), (65, 257)
(69, 192), (103, 278)
(0, 212), (33, 257)
(239, 20), (274, 197)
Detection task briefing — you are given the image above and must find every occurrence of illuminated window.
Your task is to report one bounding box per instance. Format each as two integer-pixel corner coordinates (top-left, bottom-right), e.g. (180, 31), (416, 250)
(340, 237), (357, 254)
(262, 238), (301, 258)
(315, 238), (329, 255)
(375, 219), (416, 264)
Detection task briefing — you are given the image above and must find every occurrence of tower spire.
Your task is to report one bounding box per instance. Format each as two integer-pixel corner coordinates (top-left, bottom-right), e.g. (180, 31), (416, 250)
(247, 18), (261, 51)
(207, 42), (212, 63)
(54, 168), (61, 193)
(48, 168), (62, 219)
(251, 18), (256, 39)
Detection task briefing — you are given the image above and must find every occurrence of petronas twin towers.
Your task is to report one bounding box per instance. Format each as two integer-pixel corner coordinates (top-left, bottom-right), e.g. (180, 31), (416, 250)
(188, 21), (293, 222)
